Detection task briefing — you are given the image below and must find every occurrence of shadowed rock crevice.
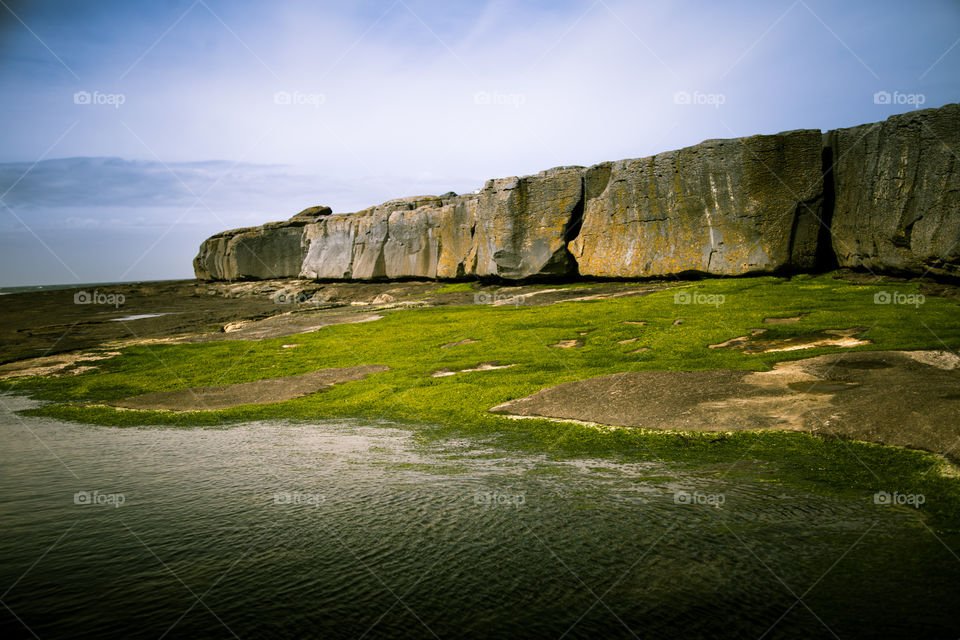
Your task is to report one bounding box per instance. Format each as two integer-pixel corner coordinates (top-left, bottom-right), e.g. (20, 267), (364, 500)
(816, 136), (839, 271)
(556, 176), (586, 278)
(563, 177), (585, 244)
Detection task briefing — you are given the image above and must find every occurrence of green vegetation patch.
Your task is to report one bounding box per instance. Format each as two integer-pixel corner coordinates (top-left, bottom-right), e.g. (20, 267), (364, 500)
(5, 273), (960, 529)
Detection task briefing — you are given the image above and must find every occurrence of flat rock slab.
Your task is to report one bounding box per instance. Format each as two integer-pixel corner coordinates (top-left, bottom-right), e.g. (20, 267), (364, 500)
(200, 312), (383, 342)
(431, 362), (516, 377)
(110, 365), (389, 411)
(708, 327), (870, 353)
(440, 338), (479, 349)
(763, 313), (807, 324)
(491, 351), (960, 461)
(0, 351), (122, 379)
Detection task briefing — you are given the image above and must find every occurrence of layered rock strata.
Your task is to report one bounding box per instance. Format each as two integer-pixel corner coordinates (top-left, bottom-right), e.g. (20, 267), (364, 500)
(195, 104), (959, 282)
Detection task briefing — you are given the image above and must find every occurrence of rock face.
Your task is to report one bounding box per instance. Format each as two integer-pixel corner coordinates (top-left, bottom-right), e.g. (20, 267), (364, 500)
(300, 196), (448, 280)
(827, 104), (960, 279)
(570, 131), (824, 277)
(297, 172), (584, 281)
(193, 220), (310, 281)
(194, 103), (960, 282)
(470, 167), (584, 279)
(289, 205), (332, 221)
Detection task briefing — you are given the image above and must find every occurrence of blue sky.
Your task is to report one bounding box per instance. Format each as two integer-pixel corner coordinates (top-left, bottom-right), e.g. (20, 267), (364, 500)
(0, 0), (957, 286)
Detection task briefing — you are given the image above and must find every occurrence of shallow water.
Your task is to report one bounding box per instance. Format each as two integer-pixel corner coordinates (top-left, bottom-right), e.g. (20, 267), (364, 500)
(0, 394), (957, 639)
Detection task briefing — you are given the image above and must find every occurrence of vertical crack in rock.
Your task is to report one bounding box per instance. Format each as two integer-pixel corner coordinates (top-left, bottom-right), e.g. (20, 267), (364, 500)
(372, 225), (388, 279)
(564, 176), (585, 244)
(556, 175), (586, 277)
(530, 173), (585, 279)
(816, 135), (839, 271)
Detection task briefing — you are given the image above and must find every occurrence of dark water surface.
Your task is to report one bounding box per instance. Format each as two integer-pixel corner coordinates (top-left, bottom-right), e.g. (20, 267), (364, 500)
(1, 394), (957, 639)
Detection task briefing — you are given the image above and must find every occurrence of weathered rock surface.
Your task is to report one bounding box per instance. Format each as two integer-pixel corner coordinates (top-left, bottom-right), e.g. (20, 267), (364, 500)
(489, 350), (960, 462)
(570, 131), (824, 277)
(109, 364), (390, 411)
(193, 220), (310, 280)
(289, 205), (332, 221)
(298, 172), (584, 281)
(827, 104), (960, 279)
(194, 104), (959, 282)
(470, 167), (584, 279)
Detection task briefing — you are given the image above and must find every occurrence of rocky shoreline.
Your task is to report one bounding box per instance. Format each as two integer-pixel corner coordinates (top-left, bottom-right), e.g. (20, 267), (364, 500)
(3, 271), (960, 478)
(195, 103), (959, 283)
(0, 277), (667, 367)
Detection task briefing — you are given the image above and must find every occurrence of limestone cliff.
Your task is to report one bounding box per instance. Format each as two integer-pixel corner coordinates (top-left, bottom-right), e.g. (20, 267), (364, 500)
(194, 103), (959, 282)
(826, 103), (960, 279)
(571, 130), (823, 277)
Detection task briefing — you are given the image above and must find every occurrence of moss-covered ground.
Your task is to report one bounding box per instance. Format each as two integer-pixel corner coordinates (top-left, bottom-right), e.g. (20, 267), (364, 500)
(5, 273), (960, 529)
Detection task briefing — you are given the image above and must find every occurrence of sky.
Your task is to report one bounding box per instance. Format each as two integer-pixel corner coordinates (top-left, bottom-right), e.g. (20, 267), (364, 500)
(0, 0), (957, 287)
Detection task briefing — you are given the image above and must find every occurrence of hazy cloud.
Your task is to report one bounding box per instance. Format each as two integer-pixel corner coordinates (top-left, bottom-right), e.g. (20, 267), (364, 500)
(1, 0), (958, 285)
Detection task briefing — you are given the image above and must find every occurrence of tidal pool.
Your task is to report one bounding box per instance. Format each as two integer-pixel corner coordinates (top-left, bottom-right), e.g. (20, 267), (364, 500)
(0, 394), (956, 639)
